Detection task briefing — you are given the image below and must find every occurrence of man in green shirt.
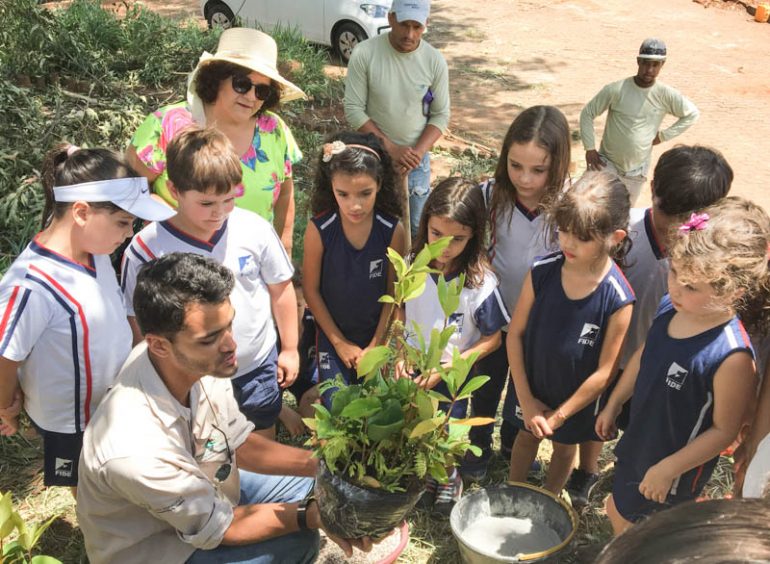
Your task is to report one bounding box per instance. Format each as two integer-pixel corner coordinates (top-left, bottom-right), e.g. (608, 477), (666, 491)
(344, 0), (450, 237)
(579, 38), (699, 204)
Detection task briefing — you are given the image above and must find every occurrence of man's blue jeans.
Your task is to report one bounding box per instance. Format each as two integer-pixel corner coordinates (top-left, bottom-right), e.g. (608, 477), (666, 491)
(187, 471), (319, 564)
(408, 152), (431, 238)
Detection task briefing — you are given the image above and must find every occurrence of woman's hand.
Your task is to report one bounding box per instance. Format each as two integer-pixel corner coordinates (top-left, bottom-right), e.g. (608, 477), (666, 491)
(333, 340), (363, 370)
(520, 397), (550, 436)
(639, 460), (676, 504)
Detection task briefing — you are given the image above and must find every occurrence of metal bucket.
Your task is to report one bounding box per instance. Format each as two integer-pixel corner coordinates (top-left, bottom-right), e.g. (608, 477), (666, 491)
(450, 482), (577, 563)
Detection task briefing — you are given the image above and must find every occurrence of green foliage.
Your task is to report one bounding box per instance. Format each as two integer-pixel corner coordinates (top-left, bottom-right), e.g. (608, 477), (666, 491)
(0, 492), (61, 564)
(306, 238), (494, 492)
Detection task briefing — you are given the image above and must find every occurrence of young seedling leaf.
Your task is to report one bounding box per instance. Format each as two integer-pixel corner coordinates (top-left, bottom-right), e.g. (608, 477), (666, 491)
(356, 346), (391, 379)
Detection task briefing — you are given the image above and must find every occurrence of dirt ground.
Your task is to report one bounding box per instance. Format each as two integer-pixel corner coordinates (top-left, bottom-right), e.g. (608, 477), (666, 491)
(93, 0), (770, 210)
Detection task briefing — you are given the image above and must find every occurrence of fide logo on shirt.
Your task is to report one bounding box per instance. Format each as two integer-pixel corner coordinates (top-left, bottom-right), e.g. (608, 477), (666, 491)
(577, 323), (600, 347)
(448, 313), (465, 336)
(237, 255), (258, 278)
(54, 457), (73, 478)
(318, 351), (331, 370)
(666, 362), (689, 390)
(369, 259), (385, 279)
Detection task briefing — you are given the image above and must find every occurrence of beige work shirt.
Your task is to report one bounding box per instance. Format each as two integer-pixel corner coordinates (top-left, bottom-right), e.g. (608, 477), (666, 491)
(77, 343), (255, 564)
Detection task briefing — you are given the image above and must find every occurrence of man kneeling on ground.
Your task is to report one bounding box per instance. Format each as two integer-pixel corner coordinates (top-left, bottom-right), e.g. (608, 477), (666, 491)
(77, 252), (370, 564)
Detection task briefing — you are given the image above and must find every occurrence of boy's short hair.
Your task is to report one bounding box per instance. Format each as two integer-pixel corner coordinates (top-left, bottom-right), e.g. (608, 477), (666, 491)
(166, 126), (243, 195)
(651, 145), (732, 216)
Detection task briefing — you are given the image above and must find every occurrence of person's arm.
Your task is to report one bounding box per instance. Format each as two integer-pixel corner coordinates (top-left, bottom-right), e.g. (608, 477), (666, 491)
(0, 357), (22, 436)
(366, 223), (406, 351)
(638, 351), (756, 503)
(543, 303), (633, 436)
(734, 360), (770, 492)
(235, 430), (316, 476)
(505, 273), (550, 432)
(596, 343), (645, 440)
(125, 144), (160, 184)
(579, 84), (614, 170)
(357, 120), (420, 173)
(268, 279), (299, 388)
(657, 91), (699, 143)
(272, 177), (295, 257)
(302, 222), (363, 369)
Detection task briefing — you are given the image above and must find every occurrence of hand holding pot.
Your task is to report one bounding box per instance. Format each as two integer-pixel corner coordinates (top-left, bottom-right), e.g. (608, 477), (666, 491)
(307, 498), (375, 556)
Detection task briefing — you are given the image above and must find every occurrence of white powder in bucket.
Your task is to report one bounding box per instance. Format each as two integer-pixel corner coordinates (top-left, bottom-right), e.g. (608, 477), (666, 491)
(462, 516), (562, 558)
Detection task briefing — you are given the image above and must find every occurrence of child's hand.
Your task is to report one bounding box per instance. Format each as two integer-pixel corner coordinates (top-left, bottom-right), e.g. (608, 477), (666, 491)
(529, 414), (553, 439)
(414, 369), (442, 390)
(334, 340), (363, 370)
(394, 360), (411, 380)
(278, 406), (306, 437)
(277, 349), (300, 388)
(0, 416), (19, 437)
(520, 398), (550, 433)
(595, 405), (620, 441)
(0, 388), (23, 436)
(639, 460), (676, 504)
(544, 410), (566, 434)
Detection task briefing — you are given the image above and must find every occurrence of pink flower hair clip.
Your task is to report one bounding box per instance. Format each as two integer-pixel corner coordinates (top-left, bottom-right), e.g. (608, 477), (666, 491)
(322, 140), (346, 163)
(678, 212), (710, 234)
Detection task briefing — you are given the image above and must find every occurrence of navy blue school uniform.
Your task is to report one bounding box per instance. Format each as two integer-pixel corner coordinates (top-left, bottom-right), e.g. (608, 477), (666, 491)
(502, 252), (635, 444)
(311, 210), (398, 398)
(288, 307), (318, 403)
(612, 295), (753, 522)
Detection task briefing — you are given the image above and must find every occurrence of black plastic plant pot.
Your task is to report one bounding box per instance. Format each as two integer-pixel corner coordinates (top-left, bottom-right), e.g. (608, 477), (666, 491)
(314, 460), (424, 539)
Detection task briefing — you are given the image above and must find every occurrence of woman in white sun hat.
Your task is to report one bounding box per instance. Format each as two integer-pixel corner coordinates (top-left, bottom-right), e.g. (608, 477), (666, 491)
(127, 28), (306, 254)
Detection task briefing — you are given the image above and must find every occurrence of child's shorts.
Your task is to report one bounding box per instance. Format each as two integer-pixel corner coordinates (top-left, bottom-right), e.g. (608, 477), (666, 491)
(232, 346), (282, 430)
(611, 458), (707, 523)
(31, 419), (83, 487)
(501, 381), (601, 444)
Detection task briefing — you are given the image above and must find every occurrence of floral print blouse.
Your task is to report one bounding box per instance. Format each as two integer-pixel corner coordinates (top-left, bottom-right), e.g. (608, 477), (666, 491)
(130, 102), (302, 221)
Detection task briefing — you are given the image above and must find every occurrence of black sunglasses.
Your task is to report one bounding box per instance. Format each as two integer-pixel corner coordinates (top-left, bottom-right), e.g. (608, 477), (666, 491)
(210, 424), (233, 483)
(231, 75), (273, 101)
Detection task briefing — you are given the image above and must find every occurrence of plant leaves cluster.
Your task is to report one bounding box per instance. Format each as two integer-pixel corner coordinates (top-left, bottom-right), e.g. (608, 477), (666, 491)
(0, 491), (61, 564)
(305, 238), (494, 492)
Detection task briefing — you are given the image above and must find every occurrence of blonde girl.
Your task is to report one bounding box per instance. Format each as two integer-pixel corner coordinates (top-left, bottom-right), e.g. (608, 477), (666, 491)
(598, 196), (770, 535)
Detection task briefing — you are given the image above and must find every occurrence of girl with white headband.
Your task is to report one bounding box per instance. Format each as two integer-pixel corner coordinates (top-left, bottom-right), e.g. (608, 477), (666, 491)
(0, 143), (174, 490)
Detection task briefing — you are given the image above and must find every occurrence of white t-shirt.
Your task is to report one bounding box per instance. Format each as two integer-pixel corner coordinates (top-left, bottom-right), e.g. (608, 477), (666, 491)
(480, 179), (550, 321)
(0, 239), (132, 433)
(405, 269), (510, 364)
(121, 208), (293, 375)
(620, 207), (669, 368)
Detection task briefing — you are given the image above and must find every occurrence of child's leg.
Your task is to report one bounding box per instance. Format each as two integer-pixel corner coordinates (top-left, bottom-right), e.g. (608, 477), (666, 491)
(468, 343), (509, 457)
(545, 442), (577, 494)
(577, 440), (603, 474)
(277, 405), (306, 437)
(508, 430), (541, 483)
(604, 494), (633, 536)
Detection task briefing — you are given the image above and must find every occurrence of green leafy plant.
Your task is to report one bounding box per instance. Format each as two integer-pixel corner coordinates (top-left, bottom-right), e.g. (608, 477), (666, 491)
(305, 238), (494, 493)
(0, 491), (61, 564)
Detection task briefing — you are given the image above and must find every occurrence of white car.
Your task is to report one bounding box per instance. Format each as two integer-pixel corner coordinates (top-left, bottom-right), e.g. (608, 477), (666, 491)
(201, 0), (392, 63)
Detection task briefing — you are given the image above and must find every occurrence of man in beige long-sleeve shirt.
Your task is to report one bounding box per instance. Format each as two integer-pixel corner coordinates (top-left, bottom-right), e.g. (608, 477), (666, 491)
(344, 0), (450, 236)
(579, 38), (699, 204)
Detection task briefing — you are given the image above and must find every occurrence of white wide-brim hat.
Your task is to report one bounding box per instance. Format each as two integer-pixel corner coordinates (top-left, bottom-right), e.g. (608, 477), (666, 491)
(187, 28), (306, 123)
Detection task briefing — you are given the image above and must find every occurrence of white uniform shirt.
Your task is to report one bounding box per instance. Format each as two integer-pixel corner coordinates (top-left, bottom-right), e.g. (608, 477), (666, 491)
(77, 343), (255, 564)
(620, 207), (669, 368)
(480, 179), (550, 321)
(122, 208), (293, 375)
(0, 239), (132, 433)
(405, 270), (510, 364)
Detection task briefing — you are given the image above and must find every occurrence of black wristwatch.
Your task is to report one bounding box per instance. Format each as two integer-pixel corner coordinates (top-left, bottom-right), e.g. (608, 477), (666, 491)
(297, 494), (316, 531)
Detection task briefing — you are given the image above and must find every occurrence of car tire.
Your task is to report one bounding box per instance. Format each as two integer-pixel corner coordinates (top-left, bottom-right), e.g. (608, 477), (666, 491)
(333, 22), (367, 64)
(205, 1), (235, 29)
